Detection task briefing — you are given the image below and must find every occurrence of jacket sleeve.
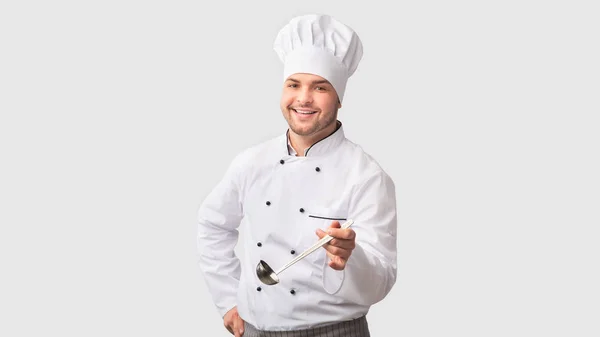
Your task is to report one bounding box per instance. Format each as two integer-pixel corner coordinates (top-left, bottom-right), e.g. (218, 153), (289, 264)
(196, 154), (245, 317)
(321, 170), (398, 306)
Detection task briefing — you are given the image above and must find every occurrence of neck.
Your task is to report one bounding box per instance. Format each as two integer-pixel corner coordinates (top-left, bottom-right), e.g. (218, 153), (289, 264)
(289, 121), (339, 157)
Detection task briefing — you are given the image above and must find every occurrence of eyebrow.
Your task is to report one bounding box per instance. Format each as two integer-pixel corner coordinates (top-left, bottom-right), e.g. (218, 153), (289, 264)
(286, 78), (331, 85)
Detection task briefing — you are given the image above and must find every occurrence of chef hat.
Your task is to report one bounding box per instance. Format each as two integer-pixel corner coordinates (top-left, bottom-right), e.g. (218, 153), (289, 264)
(273, 14), (363, 103)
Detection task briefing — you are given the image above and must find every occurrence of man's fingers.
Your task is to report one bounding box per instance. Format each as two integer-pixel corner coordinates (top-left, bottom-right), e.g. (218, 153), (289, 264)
(329, 237), (355, 249)
(316, 230), (354, 255)
(327, 227), (356, 240)
(316, 227), (356, 242)
(329, 220), (341, 229)
(224, 322), (233, 335)
(316, 224), (355, 269)
(237, 316), (245, 336)
(316, 228), (327, 239)
(223, 307), (241, 336)
(328, 255), (346, 270)
(232, 317), (240, 337)
(319, 239), (350, 270)
(324, 244), (351, 259)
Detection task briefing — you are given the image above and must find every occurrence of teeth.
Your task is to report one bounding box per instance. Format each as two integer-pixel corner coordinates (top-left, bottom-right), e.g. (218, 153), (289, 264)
(293, 109), (316, 114)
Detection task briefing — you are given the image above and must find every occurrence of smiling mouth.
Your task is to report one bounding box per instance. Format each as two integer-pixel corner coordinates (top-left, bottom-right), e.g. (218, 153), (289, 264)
(291, 108), (318, 115)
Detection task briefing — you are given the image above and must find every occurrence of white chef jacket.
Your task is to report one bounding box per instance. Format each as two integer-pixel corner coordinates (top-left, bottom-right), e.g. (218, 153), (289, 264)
(196, 121), (397, 331)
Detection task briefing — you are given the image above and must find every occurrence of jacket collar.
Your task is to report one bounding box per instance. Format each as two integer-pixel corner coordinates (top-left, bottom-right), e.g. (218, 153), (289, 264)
(285, 120), (345, 157)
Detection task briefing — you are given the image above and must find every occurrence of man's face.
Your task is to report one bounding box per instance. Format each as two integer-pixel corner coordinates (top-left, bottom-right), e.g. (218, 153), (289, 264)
(280, 73), (341, 137)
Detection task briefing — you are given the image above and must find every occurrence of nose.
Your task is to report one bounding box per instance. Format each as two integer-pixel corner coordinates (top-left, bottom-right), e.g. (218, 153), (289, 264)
(296, 88), (313, 105)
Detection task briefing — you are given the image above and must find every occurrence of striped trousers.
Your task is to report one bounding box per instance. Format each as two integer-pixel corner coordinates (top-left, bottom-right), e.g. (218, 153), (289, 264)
(243, 315), (370, 337)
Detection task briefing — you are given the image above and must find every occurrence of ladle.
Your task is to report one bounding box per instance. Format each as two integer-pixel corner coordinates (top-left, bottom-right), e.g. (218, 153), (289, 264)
(256, 219), (354, 285)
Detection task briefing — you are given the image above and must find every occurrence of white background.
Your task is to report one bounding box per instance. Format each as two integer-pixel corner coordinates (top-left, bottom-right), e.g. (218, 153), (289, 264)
(1, 0), (599, 336)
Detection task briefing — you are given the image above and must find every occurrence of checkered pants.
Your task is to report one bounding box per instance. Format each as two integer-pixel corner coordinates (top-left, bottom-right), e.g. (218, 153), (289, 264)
(243, 316), (370, 337)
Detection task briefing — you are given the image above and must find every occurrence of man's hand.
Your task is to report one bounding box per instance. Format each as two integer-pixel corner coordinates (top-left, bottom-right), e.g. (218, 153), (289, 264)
(316, 220), (356, 270)
(223, 306), (244, 336)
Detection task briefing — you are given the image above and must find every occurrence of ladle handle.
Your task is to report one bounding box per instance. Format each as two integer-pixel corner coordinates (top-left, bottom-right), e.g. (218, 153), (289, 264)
(275, 219), (354, 274)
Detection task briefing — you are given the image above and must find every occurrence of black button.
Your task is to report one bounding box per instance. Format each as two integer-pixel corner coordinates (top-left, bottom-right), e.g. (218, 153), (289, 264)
(257, 287), (262, 291)
(280, 159), (285, 164)
(315, 167), (320, 172)
(290, 250), (295, 254)
(299, 208), (304, 213)
(257, 242), (262, 247)
(290, 289), (295, 295)
(266, 201), (271, 206)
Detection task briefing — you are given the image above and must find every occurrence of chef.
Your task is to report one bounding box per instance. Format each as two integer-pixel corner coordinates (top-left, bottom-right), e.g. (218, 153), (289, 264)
(196, 14), (398, 337)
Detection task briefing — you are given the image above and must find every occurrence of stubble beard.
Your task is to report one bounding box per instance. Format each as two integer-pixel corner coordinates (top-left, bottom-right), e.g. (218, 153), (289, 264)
(286, 107), (338, 137)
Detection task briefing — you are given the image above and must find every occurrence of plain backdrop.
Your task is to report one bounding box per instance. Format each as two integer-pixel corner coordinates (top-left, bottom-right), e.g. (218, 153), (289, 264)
(1, 0), (599, 336)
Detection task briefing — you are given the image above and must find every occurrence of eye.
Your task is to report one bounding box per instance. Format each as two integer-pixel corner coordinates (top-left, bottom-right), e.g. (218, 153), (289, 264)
(315, 86), (325, 91)
(287, 83), (298, 88)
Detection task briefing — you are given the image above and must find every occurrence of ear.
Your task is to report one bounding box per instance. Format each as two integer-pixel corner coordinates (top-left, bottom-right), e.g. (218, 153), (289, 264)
(337, 98), (342, 109)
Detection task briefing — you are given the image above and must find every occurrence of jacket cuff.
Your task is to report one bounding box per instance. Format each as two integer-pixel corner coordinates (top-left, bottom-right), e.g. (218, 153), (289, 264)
(218, 300), (238, 318)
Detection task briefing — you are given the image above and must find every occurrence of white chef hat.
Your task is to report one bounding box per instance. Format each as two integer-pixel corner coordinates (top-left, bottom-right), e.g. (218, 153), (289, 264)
(273, 14), (363, 103)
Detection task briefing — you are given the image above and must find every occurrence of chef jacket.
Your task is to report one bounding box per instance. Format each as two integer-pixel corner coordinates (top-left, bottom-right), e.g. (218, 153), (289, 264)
(196, 121), (397, 331)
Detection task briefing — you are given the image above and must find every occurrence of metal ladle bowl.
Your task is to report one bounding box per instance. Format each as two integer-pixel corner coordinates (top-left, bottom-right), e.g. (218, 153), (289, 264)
(256, 219), (354, 285)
